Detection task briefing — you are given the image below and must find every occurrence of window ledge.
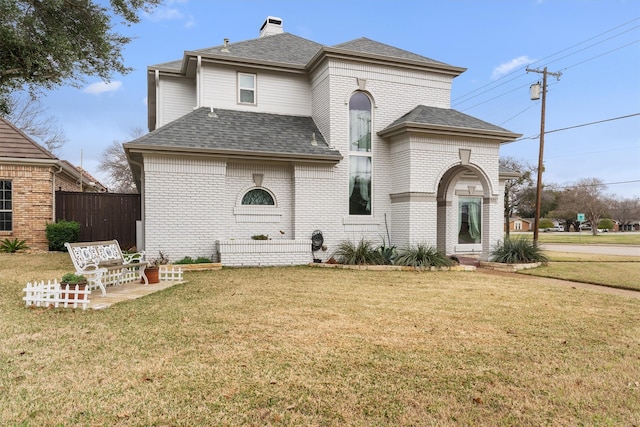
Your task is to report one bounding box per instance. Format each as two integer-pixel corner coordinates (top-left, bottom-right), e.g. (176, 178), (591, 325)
(234, 206), (281, 216)
(342, 216), (380, 226)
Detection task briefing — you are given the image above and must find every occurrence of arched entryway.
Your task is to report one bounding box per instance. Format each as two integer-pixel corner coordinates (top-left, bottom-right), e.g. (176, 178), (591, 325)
(436, 164), (494, 258)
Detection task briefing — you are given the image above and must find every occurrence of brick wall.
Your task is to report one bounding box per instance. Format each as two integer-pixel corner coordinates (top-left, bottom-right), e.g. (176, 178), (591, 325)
(0, 164), (54, 251)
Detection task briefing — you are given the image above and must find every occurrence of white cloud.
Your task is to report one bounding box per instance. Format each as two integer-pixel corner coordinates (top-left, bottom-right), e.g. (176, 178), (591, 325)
(146, 8), (183, 22)
(184, 14), (196, 29)
(83, 81), (122, 95)
(491, 56), (536, 80)
(142, 97), (147, 106)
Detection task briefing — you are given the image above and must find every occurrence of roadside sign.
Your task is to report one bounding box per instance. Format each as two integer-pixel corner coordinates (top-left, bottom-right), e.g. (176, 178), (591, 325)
(577, 213), (585, 222)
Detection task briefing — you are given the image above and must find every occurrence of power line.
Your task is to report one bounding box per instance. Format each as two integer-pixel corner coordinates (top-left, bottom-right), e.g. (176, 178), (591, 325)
(546, 112), (640, 135)
(553, 180), (640, 190)
(452, 17), (640, 109)
(510, 112), (640, 142)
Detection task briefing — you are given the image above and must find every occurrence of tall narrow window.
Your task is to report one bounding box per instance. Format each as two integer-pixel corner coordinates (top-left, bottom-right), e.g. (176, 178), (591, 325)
(0, 180), (12, 231)
(348, 92), (372, 215)
(458, 197), (481, 244)
(238, 73), (256, 104)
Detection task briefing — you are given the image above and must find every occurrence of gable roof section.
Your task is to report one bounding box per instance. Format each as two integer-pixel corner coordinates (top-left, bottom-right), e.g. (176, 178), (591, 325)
(187, 33), (324, 70)
(0, 117), (57, 160)
(126, 107), (342, 162)
(318, 38), (465, 75)
(0, 117), (107, 191)
(378, 105), (522, 142)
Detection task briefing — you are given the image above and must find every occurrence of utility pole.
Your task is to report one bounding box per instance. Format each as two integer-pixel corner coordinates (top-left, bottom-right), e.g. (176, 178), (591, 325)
(526, 67), (561, 245)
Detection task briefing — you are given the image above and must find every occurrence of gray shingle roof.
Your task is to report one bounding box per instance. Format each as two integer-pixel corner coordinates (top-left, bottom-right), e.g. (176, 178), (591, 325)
(127, 107), (342, 160)
(332, 37), (449, 66)
(383, 105), (517, 134)
(188, 33), (324, 67)
(151, 33), (461, 72)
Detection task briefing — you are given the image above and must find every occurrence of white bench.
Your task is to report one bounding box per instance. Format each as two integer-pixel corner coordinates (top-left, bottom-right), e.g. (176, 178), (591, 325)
(65, 240), (149, 296)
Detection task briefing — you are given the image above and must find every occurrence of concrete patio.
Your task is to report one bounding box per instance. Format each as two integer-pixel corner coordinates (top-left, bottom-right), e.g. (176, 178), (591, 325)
(87, 280), (185, 310)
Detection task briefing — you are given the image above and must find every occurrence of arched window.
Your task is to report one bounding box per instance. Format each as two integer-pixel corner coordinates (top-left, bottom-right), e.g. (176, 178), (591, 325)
(241, 188), (275, 205)
(348, 92), (372, 215)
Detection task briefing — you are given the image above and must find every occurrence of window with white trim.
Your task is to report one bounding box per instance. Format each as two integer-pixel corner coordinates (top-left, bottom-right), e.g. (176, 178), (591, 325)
(0, 180), (12, 231)
(458, 197), (481, 244)
(238, 73), (256, 105)
(348, 92), (372, 216)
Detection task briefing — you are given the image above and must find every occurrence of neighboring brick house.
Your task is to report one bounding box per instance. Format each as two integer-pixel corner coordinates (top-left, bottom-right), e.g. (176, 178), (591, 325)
(0, 117), (106, 251)
(124, 17), (521, 265)
(506, 217), (533, 232)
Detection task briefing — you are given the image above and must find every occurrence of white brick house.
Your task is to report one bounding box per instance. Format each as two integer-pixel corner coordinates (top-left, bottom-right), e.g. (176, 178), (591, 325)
(124, 17), (520, 266)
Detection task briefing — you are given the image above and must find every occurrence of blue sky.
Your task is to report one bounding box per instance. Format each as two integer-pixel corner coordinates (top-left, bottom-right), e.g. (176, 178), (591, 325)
(40, 0), (640, 198)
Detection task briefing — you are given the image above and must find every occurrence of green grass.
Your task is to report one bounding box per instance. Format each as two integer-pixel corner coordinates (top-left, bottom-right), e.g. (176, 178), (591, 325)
(519, 251), (640, 291)
(518, 232), (640, 245)
(1, 253), (640, 426)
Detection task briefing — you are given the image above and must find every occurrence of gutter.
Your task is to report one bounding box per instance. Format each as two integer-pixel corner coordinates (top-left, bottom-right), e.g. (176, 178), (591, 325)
(124, 144), (343, 164)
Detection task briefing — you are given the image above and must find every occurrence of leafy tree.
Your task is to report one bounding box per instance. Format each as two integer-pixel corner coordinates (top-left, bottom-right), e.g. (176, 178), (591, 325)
(0, 0), (161, 114)
(556, 178), (610, 236)
(2, 94), (67, 154)
(98, 127), (143, 193)
(500, 157), (534, 237)
(538, 218), (554, 230)
(598, 218), (615, 232)
(516, 185), (559, 219)
(548, 208), (578, 232)
(609, 197), (640, 232)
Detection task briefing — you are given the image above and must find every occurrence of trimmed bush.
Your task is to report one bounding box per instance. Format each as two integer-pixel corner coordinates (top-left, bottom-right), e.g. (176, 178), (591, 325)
(46, 220), (80, 251)
(174, 256), (213, 264)
(490, 236), (548, 264)
(332, 239), (384, 265)
(394, 244), (454, 268)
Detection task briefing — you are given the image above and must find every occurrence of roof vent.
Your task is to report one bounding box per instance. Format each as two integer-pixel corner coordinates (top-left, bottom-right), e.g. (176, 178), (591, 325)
(259, 16), (283, 37)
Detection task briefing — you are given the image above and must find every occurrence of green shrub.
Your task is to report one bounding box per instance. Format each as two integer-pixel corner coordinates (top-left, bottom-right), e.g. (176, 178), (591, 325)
(332, 239), (383, 265)
(598, 218), (615, 231)
(0, 238), (29, 253)
(375, 240), (397, 265)
(174, 256), (195, 264)
(251, 234), (269, 240)
(538, 218), (554, 230)
(174, 256), (213, 264)
(490, 236), (548, 264)
(46, 220), (80, 251)
(394, 244), (454, 267)
(61, 272), (86, 284)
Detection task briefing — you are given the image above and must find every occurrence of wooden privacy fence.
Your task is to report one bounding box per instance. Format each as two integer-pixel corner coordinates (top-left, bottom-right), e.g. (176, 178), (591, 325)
(55, 191), (141, 249)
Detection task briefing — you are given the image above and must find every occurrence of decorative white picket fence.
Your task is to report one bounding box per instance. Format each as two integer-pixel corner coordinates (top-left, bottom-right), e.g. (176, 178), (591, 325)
(22, 266), (183, 311)
(23, 280), (92, 310)
(160, 266), (183, 282)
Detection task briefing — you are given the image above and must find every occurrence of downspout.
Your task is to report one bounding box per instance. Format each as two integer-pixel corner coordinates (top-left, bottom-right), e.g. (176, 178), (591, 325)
(128, 157), (146, 250)
(52, 165), (63, 222)
(155, 69), (160, 130)
(197, 55), (202, 108)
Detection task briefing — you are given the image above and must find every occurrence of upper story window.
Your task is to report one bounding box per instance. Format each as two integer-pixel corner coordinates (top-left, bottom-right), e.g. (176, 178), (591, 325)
(242, 188), (274, 205)
(238, 72), (256, 105)
(0, 180), (12, 231)
(348, 92), (372, 216)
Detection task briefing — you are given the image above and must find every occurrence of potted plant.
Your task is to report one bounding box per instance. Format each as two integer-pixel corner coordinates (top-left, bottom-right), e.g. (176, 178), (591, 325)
(60, 273), (88, 301)
(143, 251), (169, 284)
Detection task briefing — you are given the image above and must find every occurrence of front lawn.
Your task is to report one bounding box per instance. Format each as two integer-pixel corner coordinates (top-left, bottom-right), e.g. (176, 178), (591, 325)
(520, 232), (640, 245)
(1, 253), (639, 425)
